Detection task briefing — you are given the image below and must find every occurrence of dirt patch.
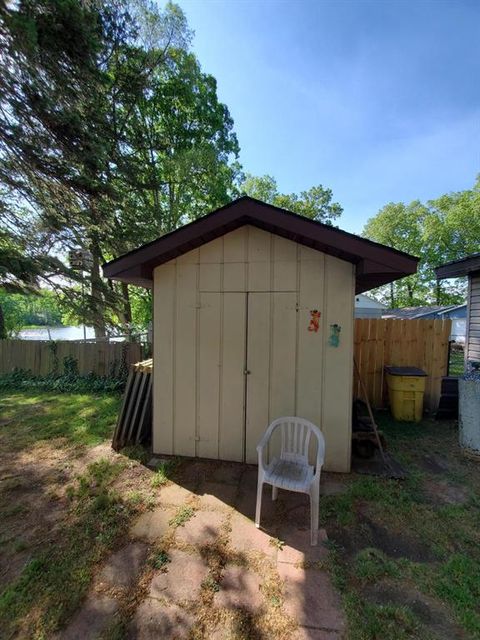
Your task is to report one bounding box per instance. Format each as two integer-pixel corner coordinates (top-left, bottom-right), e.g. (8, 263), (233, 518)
(420, 454), (450, 475)
(423, 479), (469, 505)
(0, 438), (144, 591)
(366, 517), (439, 562)
(328, 513), (438, 563)
(364, 580), (465, 640)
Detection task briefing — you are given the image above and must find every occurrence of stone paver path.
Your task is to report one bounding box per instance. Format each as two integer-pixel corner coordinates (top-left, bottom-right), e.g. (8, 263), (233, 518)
(149, 549), (208, 602)
(175, 510), (224, 545)
(59, 594), (119, 640)
(129, 600), (194, 640)
(214, 564), (264, 612)
(99, 541), (148, 589)
(130, 506), (175, 542)
(59, 463), (346, 640)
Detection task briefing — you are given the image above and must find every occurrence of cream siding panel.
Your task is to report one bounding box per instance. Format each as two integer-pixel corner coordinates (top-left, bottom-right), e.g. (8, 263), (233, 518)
(199, 237), (223, 262)
(223, 263), (247, 291)
(247, 227), (271, 291)
(245, 293), (271, 463)
(199, 241), (222, 291)
(300, 245), (323, 262)
(221, 228), (248, 290)
(199, 263), (222, 291)
(220, 293), (247, 461)
(153, 263), (175, 455)
(268, 292), (298, 459)
(197, 293), (221, 458)
(173, 263), (197, 456)
(296, 254), (325, 428)
(176, 248), (198, 264)
(223, 227), (247, 263)
(152, 225), (355, 472)
(321, 256), (354, 472)
(272, 235), (298, 291)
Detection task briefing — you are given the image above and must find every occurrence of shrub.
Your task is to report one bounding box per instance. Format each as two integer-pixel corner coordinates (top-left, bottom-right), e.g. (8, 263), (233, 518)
(0, 368), (126, 393)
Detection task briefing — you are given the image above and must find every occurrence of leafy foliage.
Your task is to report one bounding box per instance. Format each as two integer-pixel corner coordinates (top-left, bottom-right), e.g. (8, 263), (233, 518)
(362, 177), (480, 306)
(150, 459), (177, 488)
(0, 290), (63, 336)
(0, 368), (126, 394)
(241, 173), (343, 223)
(0, 1), (238, 336)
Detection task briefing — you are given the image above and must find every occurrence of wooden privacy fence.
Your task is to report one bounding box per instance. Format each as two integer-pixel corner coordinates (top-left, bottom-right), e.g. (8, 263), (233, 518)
(354, 318), (452, 413)
(0, 340), (142, 378)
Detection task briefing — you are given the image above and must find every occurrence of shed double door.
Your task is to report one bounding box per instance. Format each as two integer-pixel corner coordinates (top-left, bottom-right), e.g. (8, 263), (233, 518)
(198, 291), (297, 464)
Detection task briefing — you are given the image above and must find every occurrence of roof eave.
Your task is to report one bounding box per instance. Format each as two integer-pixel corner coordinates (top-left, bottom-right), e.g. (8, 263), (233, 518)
(102, 197), (418, 291)
(436, 253), (480, 279)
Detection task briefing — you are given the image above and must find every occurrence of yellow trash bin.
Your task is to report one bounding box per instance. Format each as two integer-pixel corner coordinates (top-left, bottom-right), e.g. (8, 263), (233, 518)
(385, 366), (427, 422)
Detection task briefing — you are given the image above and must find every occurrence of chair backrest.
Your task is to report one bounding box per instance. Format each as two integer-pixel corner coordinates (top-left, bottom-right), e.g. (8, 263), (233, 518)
(267, 416), (325, 466)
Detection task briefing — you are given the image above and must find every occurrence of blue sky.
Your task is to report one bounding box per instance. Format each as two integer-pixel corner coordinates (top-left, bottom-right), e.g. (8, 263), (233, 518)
(179, 0), (480, 233)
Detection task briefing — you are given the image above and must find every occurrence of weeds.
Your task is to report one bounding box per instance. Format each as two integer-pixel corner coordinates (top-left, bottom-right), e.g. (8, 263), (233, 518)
(344, 593), (422, 640)
(150, 550), (170, 570)
(434, 554), (480, 636)
(202, 574), (221, 593)
(269, 537), (285, 550)
(354, 548), (400, 583)
(0, 457), (138, 638)
(322, 418), (480, 640)
(121, 444), (150, 465)
(151, 460), (177, 488)
(169, 505), (195, 528)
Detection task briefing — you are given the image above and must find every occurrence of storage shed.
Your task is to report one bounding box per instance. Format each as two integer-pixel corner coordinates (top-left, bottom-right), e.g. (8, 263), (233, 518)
(436, 253), (480, 367)
(103, 197), (418, 472)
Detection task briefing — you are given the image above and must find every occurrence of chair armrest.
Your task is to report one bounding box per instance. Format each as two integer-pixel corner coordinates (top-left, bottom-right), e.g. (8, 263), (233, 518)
(313, 449), (323, 480)
(256, 432), (271, 472)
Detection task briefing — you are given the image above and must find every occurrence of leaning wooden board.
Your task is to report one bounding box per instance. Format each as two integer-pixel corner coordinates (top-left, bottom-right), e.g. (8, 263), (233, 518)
(112, 359), (153, 450)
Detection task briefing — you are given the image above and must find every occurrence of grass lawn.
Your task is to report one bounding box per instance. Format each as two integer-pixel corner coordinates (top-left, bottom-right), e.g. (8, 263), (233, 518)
(0, 390), (479, 639)
(322, 414), (480, 640)
(0, 390), (156, 639)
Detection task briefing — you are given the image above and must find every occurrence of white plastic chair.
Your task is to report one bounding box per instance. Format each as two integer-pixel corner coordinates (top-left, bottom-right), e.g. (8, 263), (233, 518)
(255, 417), (325, 546)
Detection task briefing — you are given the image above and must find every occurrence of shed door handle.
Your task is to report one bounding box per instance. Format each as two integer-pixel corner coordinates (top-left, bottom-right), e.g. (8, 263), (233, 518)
(244, 370), (251, 375)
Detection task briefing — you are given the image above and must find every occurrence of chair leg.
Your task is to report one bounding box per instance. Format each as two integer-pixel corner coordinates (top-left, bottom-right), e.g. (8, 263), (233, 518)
(310, 484), (320, 546)
(272, 485), (278, 501)
(255, 481), (263, 529)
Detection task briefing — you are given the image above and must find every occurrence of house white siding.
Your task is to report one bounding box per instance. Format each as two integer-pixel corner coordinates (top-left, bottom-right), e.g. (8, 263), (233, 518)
(467, 272), (480, 363)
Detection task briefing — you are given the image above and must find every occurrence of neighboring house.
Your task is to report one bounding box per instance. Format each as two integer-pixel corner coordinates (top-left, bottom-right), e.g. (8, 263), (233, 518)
(354, 293), (387, 318)
(383, 304), (467, 342)
(103, 196), (418, 473)
(436, 254), (480, 366)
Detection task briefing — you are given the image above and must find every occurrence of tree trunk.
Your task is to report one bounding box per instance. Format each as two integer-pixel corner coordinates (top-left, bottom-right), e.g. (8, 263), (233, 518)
(0, 304), (6, 339)
(390, 283), (395, 308)
(90, 244), (106, 338)
(407, 283), (414, 305)
(436, 281), (442, 304)
(121, 282), (132, 338)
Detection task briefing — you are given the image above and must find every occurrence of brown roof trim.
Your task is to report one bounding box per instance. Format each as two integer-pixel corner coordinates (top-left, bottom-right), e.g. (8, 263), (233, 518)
(103, 196), (419, 294)
(436, 253), (480, 279)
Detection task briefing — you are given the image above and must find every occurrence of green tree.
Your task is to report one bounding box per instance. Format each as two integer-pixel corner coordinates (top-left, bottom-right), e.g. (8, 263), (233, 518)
(0, 1), (239, 336)
(362, 178), (480, 307)
(241, 174), (342, 223)
(362, 201), (428, 307)
(0, 225), (63, 338)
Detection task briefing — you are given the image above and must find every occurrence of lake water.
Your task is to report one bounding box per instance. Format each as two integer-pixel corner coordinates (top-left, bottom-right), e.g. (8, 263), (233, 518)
(17, 325), (96, 341)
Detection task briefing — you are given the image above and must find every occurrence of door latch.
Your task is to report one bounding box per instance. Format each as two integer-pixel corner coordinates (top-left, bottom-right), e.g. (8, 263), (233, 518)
(244, 370), (251, 375)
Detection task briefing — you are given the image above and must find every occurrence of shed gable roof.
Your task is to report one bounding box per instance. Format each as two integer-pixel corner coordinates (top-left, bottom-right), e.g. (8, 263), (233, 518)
(102, 196), (418, 294)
